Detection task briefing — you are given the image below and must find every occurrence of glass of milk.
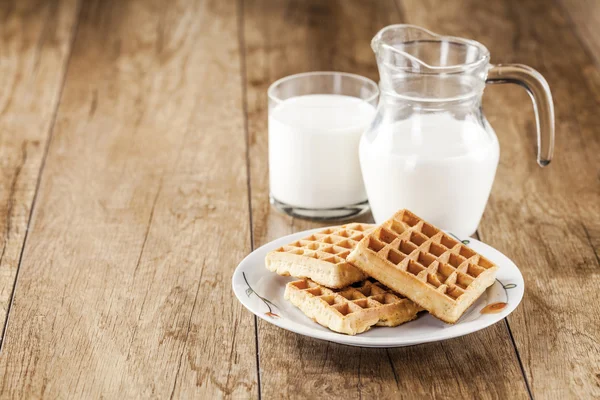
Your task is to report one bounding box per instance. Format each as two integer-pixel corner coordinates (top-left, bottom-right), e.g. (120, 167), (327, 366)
(268, 72), (378, 220)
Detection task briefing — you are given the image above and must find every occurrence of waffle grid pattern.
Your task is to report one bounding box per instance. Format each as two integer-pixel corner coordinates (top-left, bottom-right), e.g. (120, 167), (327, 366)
(285, 278), (422, 334)
(363, 210), (496, 301)
(289, 278), (408, 317)
(274, 223), (373, 267)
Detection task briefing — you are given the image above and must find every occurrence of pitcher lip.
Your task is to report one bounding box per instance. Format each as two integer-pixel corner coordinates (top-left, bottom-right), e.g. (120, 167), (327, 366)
(372, 24), (491, 73)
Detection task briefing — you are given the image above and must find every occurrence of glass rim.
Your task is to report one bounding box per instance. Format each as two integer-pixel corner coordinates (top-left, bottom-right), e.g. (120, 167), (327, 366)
(372, 24), (491, 74)
(267, 71), (380, 105)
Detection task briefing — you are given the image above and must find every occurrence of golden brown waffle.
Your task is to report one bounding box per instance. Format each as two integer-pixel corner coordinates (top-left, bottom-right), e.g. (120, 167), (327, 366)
(347, 210), (498, 323)
(284, 278), (423, 335)
(266, 223), (374, 288)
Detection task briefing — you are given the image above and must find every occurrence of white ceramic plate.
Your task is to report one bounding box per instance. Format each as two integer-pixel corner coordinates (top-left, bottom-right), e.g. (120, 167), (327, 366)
(232, 227), (524, 348)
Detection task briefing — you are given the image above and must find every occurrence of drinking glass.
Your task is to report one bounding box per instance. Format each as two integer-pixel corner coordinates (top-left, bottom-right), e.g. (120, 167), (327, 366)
(268, 72), (379, 220)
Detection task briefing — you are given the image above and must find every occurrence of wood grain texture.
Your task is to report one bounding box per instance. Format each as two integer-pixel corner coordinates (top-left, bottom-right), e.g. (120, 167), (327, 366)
(398, 0), (600, 398)
(558, 0), (600, 67)
(243, 1), (530, 398)
(0, 0), (80, 335)
(0, 0), (256, 398)
(0, 0), (596, 397)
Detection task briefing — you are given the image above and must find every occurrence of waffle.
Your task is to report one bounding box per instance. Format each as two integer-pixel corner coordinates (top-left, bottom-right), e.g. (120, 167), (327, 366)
(266, 223), (374, 288)
(347, 210), (498, 324)
(285, 278), (423, 335)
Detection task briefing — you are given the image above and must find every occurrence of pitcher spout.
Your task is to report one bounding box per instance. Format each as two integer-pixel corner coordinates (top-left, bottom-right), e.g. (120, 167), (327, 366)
(371, 24), (490, 73)
(372, 25), (491, 102)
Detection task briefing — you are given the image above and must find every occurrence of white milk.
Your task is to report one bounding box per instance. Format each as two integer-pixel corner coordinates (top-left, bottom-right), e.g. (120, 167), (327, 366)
(359, 113), (499, 237)
(269, 94), (376, 209)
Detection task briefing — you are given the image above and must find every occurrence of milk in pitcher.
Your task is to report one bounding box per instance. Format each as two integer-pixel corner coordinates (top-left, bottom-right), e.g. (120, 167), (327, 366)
(360, 113), (500, 236)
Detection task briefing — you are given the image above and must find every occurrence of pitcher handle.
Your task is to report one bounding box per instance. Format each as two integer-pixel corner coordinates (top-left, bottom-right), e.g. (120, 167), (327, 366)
(486, 64), (555, 166)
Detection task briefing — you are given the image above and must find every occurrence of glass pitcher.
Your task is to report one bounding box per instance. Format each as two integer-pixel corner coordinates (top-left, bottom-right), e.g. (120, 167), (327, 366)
(360, 25), (555, 237)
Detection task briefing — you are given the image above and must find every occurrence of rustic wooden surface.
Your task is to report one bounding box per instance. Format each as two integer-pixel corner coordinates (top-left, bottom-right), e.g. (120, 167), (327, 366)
(0, 0), (597, 398)
(0, 0), (256, 398)
(0, 0), (80, 338)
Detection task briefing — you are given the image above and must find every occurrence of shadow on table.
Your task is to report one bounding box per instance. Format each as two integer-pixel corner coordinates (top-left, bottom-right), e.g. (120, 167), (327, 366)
(258, 322), (529, 398)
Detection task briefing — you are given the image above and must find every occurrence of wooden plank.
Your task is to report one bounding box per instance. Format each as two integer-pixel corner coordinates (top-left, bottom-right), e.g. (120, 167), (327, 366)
(558, 0), (600, 67)
(0, 0), (80, 335)
(243, 0), (530, 398)
(398, 0), (600, 397)
(0, 0), (257, 398)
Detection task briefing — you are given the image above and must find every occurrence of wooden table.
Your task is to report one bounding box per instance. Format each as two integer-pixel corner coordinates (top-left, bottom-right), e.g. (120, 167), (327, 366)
(0, 0), (598, 398)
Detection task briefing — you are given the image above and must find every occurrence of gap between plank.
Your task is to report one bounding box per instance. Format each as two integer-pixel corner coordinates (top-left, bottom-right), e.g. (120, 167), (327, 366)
(0, 0), (84, 352)
(475, 230), (534, 400)
(581, 222), (600, 267)
(236, 1), (262, 399)
(504, 319), (534, 399)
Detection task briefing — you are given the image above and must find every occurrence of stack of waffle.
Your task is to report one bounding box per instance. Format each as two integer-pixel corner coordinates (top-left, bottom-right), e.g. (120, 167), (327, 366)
(265, 210), (498, 335)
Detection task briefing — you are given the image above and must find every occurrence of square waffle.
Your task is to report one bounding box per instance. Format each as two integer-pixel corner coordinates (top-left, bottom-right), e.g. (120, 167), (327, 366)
(347, 210), (498, 323)
(266, 223), (374, 288)
(285, 278), (423, 335)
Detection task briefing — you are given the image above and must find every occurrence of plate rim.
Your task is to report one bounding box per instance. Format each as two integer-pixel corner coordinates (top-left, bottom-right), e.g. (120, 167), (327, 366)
(232, 226), (524, 347)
